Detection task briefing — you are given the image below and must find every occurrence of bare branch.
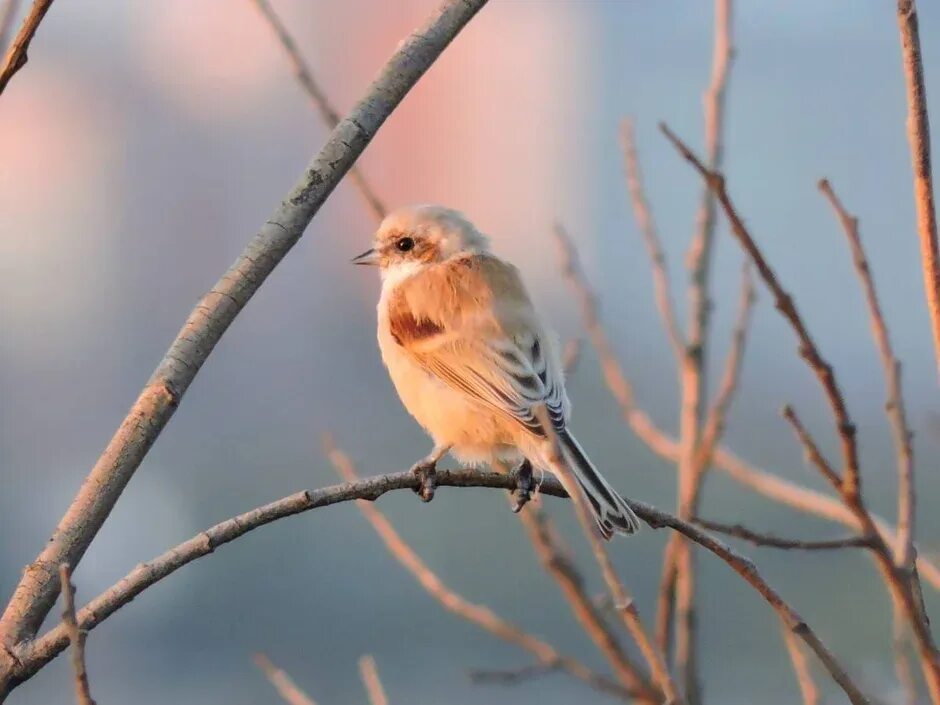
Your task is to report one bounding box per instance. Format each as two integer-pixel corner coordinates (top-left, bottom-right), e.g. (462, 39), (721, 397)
(515, 508), (656, 701)
(670, 4), (734, 696)
(818, 178), (916, 570)
(694, 519), (872, 551)
(553, 222), (940, 591)
(0, 0), (489, 652)
(620, 118), (685, 359)
(661, 121), (862, 503)
(896, 0), (940, 381)
(893, 605), (919, 705)
(661, 122), (940, 702)
(468, 660), (630, 700)
(552, 224), (677, 460)
(655, 535), (679, 659)
(10, 464), (871, 704)
(697, 262), (755, 466)
(58, 565), (95, 705)
(781, 405), (843, 492)
(0, 0), (21, 53)
(533, 406), (682, 705)
(358, 655), (388, 705)
(781, 623), (820, 705)
(253, 652), (318, 705)
(0, 0), (52, 96)
(319, 445), (636, 702)
(250, 0), (387, 221)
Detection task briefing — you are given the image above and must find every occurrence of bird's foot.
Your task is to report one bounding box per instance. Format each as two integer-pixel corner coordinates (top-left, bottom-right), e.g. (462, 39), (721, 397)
(511, 459), (534, 513)
(410, 460), (438, 502)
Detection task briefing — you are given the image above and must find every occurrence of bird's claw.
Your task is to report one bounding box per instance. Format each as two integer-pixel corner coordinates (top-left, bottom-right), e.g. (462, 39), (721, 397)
(411, 461), (437, 502)
(511, 459), (534, 513)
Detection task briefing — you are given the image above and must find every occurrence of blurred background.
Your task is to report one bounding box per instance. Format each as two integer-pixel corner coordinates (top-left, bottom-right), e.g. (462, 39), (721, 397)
(2, 1), (939, 703)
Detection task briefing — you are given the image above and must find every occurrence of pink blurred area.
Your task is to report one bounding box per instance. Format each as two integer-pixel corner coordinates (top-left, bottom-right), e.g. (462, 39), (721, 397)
(2, 0), (595, 286)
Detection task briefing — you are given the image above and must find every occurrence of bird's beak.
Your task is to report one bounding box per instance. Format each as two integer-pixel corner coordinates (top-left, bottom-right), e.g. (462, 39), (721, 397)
(351, 247), (379, 266)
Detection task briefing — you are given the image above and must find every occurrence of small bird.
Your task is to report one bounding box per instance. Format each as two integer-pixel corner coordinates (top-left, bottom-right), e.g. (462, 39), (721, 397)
(353, 205), (640, 539)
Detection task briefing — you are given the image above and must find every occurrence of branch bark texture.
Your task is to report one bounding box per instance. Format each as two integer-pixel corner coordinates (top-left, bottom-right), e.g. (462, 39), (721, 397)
(0, 0), (488, 653)
(0, 0), (52, 96)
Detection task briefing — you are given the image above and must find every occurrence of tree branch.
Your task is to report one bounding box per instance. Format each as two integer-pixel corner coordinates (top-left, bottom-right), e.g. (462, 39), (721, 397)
(661, 122), (940, 703)
(781, 622), (819, 705)
(0, 0), (52, 96)
(6, 465), (871, 704)
(250, 0), (387, 221)
(818, 178), (916, 571)
(896, 0), (940, 381)
(696, 261), (755, 468)
(358, 655), (388, 705)
(0, 0), (489, 653)
(535, 408), (680, 705)
(553, 217), (940, 591)
(324, 443), (640, 701)
(58, 565), (95, 705)
(253, 653), (318, 705)
(620, 117), (685, 360)
(0, 0), (22, 54)
(694, 519), (872, 551)
(514, 507), (656, 701)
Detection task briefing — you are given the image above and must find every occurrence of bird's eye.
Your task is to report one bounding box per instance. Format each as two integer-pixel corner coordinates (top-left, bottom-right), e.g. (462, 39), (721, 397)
(395, 237), (415, 252)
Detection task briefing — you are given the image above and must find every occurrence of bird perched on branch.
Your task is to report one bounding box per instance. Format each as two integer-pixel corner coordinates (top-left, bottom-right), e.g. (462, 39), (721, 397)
(353, 206), (639, 539)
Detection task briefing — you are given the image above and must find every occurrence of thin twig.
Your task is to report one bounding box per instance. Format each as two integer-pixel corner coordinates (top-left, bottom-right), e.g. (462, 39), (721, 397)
(321, 444), (638, 702)
(469, 661), (560, 686)
(781, 406), (843, 492)
(896, 0), (940, 381)
(58, 565), (95, 705)
(620, 117), (685, 359)
(670, 5), (734, 697)
(661, 122), (940, 702)
(250, 0), (386, 221)
(781, 622), (820, 705)
(661, 120), (863, 505)
(358, 655), (388, 705)
(893, 604), (920, 705)
(0, 0), (489, 660)
(552, 224), (677, 461)
(533, 407), (682, 705)
(553, 225), (940, 590)
(695, 519), (872, 551)
(696, 261), (755, 467)
(0, 0), (52, 96)
(655, 535), (679, 659)
(0, 0), (22, 53)
(515, 507), (657, 702)
(253, 652), (318, 705)
(818, 178), (916, 571)
(13, 466), (870, 704)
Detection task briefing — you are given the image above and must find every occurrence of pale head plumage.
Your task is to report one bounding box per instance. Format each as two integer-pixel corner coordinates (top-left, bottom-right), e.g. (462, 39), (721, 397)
(352, 205), (490, 280)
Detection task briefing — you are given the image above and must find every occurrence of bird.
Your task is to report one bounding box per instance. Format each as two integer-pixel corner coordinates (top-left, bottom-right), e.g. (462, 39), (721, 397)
(352, 205), (640, 539)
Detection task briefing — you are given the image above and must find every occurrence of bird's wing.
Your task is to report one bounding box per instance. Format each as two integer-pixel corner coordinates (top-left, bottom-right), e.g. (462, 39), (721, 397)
(388, 253), (569, 436)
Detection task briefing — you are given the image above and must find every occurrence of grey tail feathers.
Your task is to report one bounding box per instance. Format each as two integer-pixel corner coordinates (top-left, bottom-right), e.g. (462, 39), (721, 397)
(556, 429), (641, 539)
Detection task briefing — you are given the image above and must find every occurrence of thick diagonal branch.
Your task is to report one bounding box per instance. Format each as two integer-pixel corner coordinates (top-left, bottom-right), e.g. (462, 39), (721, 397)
(0, 0), (489, 651)
(250, 0), (387, 221)
(0, 0), (53, 96)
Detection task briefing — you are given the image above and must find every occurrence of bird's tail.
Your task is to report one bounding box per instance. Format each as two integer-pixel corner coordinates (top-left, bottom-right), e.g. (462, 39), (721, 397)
(549, 429), (641, 539)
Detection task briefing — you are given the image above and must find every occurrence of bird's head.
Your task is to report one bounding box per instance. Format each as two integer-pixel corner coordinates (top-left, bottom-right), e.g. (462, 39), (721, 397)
(351, 205), (490, 280)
